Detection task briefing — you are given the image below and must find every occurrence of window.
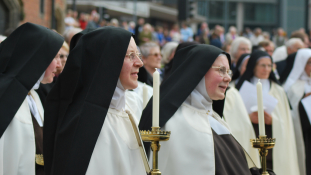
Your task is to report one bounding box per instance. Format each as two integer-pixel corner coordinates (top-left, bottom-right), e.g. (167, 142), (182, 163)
(244, 3), (276, 23)
(40, 0), (44, 14)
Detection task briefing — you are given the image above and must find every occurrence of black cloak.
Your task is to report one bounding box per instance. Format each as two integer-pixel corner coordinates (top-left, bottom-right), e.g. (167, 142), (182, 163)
(235, 50), (279, 90)
(0, 22), (64, 138)
(162, 41), (199, 82)
(278, 52), (297, 84)
(232, 53), (250, 81)
(137, 66), (153, 86)
(139, 44), (230, 131)
(43, 27), (133, 175)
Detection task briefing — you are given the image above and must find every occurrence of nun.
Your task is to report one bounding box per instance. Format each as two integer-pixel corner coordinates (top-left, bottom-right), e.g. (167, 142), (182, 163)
(43, 27), (149, 175)
(235, 50), (300, 175)
(282, 48), (311, 175)
(0, 23), (64, 175)
(139, 44), (262, 175)
(230, 53), (250, 86)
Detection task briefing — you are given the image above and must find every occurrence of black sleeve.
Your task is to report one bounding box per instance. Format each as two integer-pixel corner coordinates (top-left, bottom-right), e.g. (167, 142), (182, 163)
(250, 168), (276, 175)
(299, 100), (311, 132)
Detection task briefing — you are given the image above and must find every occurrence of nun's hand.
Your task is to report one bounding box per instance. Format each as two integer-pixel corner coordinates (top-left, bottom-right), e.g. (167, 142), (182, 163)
(249, 112), (259, 124)
(304, 92), (311, 98)
(264, 111), (272, 125)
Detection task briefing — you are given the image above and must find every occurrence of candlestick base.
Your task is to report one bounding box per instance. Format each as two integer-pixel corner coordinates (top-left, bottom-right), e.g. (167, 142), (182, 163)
(140, 127), (171, 175)
(250, 135), (275, 175)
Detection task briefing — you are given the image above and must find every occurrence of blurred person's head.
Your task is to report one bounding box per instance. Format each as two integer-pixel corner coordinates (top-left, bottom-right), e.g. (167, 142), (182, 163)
(143, 23), (152, 33)
(222, 41), (231, 54)
(254, 28), (262, 36)
(140, 42), (162, 74)
(66, 9), (73, 17)
(129, 21), (135, 29)
(156, 26), (163, 33)
(277, 28), (284, 36)
(258, 40), (274, 56)
(138, 18), (145, 25)
(285, 38), (305, 55)
(161, 42), (178, 64)
(55, 42), (69, 75)
(230, 37), (252, 63)
(201, 22), (208, 30)
(262, 32), (270, 40)
(290, 31), (309, 47)
(229, 26), (237, 35)
(181, 22), (188, 29)
(172, 24), (179, 31)
(63, 27), (83, 45)
(110, 18), (119, 27)
(73, 11), (78, 19)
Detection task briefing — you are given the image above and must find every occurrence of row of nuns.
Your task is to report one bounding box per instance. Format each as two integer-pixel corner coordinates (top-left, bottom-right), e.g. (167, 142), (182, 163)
(0, 22), (309, 175)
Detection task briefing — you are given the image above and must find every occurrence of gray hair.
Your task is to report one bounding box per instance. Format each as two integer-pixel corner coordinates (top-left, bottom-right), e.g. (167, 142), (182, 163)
(63, 27), (82, 44)
(140, 42), (159, 57)
(230, 37), (252, 60)
(161, 42), (178, 64)
(285, 38), (304, 49)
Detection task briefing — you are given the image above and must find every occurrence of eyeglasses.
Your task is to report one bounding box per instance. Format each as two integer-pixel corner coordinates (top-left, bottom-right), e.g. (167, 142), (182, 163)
(55, 54), (68, 59)
(211, 66), (232, 77)
(257, 64), (273, 69)
(126, 52), (143, 62)
(148, 53), (162, 57)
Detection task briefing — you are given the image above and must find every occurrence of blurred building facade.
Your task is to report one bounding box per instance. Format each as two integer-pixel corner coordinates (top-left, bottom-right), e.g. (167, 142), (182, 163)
(0, 0), (67, 35)
(197, 0), (308, 35)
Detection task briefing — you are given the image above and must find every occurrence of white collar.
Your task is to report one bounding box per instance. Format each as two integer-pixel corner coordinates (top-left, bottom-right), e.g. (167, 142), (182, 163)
(184, 77), (213, 113)
(283, 48), (311, 92)
(32, 72), (45, 90)
(251, 76), (270, 94)
(299, 71), (311, 93)
(109, 79), (126, 111)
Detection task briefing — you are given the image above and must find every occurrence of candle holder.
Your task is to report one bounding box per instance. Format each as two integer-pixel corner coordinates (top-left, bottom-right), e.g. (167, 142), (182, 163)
(140, 127), (171, 175)
(250, 135), (276, 175)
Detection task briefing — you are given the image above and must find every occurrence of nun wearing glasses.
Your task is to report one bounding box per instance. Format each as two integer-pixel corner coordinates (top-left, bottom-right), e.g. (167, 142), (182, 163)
(139, 44), (268, 175)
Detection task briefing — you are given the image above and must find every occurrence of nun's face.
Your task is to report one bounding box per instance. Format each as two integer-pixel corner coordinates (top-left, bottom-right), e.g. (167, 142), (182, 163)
(305, 57), (311, 76)
(254, 58), (272, 79)
(120, 37), (143, 89)
(205, 55), (231, 100)
(41, 57), (62, 84)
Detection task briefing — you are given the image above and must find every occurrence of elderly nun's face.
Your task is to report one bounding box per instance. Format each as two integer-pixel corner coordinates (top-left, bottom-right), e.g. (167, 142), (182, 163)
(305, 57), (311, 77)
(204, 55), (231, 100)
(254, 57), (272, 79)
(41, 56), (62, 84)
(120, 37), (143, 89)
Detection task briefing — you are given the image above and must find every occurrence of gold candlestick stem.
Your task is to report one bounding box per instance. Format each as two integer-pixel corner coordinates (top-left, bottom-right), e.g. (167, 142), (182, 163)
(140, 127), (171, 175)
(250, 135), (275, 175)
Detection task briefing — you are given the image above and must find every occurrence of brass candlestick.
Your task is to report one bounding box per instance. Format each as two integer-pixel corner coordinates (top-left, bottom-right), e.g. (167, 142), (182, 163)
(140, 127), (171, 175)
(250, 135), (276, 175)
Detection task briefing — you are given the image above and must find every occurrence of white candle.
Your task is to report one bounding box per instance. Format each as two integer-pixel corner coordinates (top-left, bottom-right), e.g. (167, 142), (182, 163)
(143, 83), (148, 109)
(152, 68), (160, 127)
(257, 79), (265, 136)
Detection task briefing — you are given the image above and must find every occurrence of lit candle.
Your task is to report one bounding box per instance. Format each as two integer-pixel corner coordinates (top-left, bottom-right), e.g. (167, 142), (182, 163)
(143, 83), (148, 108)
(152, 68), (160, 127)
(257, 79), (265, 136)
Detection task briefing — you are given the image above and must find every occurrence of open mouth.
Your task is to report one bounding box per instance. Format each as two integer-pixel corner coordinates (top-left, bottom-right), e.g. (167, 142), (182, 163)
(219, 85), (227, 91)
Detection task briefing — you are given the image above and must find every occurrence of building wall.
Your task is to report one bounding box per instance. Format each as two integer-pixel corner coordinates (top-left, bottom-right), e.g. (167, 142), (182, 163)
(21, 0), (66, 33)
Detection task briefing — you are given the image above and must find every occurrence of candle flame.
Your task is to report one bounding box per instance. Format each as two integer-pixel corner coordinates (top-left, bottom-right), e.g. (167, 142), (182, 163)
(258, 79), (261, 83)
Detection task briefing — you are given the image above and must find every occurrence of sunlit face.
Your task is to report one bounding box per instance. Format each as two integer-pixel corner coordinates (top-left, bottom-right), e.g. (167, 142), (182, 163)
(205, 55), (231, 100)
(143, 47), (162, 70)
(119, 37), (143, 90)
(254, 58), (272, 79)
(264, 44), (274, 57)
(235, 43), (251, 62)
(305, 57), (311, 77)
(41, 56), (61, 84)
(55, 48), (69, 75)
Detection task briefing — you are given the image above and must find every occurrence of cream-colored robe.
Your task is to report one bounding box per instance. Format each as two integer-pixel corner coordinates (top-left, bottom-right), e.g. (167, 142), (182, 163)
(286, 80), (306, 175)
(224, 87), (261, 167)
(153, 103), (254, 175)
(234, 82), (300, 175)
(126, 81), (153, 123)
(0, 89), (43, 175)
(86, 108), (146, 175)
